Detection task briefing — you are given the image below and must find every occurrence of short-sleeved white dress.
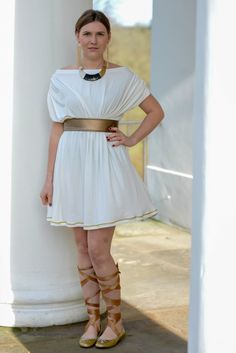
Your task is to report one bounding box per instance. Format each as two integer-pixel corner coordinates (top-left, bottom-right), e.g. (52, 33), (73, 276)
(46, 66), (158, 230)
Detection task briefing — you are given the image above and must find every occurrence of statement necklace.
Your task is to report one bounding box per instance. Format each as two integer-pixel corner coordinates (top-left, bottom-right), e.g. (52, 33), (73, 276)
(79, 61), (108, 81)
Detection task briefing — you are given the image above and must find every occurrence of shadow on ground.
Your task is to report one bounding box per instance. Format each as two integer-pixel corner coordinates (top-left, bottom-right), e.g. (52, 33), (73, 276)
(0, 219), (190, 353)
(1, 299), (187, 353)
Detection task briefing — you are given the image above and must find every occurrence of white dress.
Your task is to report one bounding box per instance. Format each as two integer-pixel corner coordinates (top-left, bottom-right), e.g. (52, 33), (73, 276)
(46, 66), (158, 230)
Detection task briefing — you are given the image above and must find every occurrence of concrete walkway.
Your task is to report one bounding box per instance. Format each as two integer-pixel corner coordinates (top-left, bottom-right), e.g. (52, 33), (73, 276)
(0, 219), (190, 353)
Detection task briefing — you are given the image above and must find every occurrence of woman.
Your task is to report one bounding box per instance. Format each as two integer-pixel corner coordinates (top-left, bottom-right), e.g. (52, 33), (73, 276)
(40, 9), (164, 349)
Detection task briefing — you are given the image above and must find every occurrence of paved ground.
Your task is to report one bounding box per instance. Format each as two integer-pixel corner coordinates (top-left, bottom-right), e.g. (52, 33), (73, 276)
(0, 219), (190, 353)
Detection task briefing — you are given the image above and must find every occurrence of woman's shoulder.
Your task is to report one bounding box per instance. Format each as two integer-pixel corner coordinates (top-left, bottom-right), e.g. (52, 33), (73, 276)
(59, 64), (78, 70)
(107, 62), (123, 69)
(52, 62), (134, 83)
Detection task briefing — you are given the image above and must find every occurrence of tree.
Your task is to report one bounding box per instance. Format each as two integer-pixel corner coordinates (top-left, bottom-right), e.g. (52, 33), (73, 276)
(93, 0), (119, 25)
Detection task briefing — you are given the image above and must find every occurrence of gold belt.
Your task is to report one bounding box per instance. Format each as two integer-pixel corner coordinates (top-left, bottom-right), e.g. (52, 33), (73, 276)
(63, 117), (119, 132)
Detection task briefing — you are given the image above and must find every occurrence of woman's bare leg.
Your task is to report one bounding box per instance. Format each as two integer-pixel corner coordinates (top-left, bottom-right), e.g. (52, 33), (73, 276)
(73, 227), (100, 341)
(73, 227), (91, 268)
(88, 226), (125, 341)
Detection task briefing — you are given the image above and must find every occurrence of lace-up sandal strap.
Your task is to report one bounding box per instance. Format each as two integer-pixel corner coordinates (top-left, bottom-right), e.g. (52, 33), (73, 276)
(96, 271), (119, 282)
(81, 278), (100, 306)
(103, 297), (121, 311)
(77, 264), (95, 273)
(98, 273), (121, 300)
(101, 280), (121, 294)
(96, 266), (121, 307)
(77, 266), (98, 287)
(85, 296), (100, 307)
(84, 307), (101, 332)
(96, 264), (120, 288)
(107, 312), (122, 336)
(77, 265), (100, 306)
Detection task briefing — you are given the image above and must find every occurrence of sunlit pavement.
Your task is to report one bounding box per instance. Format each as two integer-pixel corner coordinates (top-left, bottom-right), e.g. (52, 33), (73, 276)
(0, 219), (190, 353)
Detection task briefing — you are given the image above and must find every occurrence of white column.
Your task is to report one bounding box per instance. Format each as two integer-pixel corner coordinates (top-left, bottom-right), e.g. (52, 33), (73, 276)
(148, 0), (196, 230)
(0, 0), (15, 326)
(189, 1), (236, 352)
(0, 0), (94, 327)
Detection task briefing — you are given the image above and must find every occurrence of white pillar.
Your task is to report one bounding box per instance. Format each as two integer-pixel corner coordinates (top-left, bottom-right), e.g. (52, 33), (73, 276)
(148, 0), (196, 230)
(189, 1), (236, 352)
(0, 0), (94, 327)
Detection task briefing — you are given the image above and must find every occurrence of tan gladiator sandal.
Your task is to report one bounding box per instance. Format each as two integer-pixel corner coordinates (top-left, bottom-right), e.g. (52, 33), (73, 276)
(95, 263), (126, 348)
(77, 265), (101, 348)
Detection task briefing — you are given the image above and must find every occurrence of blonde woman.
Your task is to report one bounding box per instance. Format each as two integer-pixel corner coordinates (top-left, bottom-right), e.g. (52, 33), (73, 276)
(40, 9), (164, 349)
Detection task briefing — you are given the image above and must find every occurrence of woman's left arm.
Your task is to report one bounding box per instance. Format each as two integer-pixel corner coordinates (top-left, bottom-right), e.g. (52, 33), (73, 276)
(107, 94), (165, 147)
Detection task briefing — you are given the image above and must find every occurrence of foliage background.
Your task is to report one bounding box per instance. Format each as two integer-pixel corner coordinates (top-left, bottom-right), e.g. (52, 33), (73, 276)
(108, 26), (151, 177)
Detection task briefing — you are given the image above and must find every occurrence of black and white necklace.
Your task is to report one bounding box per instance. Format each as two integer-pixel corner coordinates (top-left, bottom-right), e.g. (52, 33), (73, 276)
(79, 61), (108, 81)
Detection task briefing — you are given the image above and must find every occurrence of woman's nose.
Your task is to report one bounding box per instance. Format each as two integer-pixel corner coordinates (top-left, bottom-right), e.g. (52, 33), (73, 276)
(90, 35), (97, 44)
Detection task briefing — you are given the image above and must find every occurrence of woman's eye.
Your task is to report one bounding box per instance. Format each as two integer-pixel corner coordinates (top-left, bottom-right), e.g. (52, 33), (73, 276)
(83, 32), (104, 36)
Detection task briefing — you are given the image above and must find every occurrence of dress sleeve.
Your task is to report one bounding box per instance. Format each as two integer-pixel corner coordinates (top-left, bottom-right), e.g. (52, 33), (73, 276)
(47, 78), (66, 122)
(120, 71), (151, 113)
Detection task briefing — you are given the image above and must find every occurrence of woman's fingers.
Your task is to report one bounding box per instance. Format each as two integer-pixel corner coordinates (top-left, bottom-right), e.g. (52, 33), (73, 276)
(108, 127), (118, 132)
(42, 195), (47, 205)
(106, 127), (125, 142)
(106, 134), (123, 146)
(106, 127), (135, 147)
(40, 191), (52, 206)
(40, 194), (47, 205)
(48, 193), (52, 206)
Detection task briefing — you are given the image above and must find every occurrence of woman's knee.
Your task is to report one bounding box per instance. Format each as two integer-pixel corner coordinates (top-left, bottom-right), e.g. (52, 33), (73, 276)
(73, 227), (89, 255)
(88, 236), (111, 264)
(89, 244), (110, 264)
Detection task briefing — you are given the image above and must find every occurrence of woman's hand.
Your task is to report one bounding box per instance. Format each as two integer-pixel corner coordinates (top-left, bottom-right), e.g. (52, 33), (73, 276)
(40, 180), (53, 206)
(106, 127), (136, 148)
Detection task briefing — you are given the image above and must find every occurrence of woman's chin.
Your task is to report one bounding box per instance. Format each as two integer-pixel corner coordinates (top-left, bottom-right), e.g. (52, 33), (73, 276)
(85, 51), (103, 60)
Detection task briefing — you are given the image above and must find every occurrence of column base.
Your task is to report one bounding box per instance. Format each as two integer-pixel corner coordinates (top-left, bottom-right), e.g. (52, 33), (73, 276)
(0, 300), (106, 327)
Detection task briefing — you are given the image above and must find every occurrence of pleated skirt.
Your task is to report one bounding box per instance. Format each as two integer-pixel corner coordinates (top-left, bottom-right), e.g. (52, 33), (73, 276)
(46, 131), (158, 230)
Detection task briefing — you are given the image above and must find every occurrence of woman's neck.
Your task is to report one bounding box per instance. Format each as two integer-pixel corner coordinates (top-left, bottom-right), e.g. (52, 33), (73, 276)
(80, 58), (106, 69)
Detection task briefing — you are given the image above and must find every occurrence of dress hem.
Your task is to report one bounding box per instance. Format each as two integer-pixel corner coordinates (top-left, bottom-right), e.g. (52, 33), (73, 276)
(46, 209), (158, 230)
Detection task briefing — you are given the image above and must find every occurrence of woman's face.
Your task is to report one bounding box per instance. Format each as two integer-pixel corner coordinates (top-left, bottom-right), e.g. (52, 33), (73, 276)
(76, 21), (110, 61)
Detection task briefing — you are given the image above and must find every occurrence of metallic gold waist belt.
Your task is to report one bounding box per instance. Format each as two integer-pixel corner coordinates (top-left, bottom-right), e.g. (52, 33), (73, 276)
(63, 117), (119, 132)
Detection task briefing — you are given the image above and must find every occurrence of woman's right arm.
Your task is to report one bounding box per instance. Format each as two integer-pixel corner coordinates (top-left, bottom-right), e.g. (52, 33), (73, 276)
(40, 122), (64, 206)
